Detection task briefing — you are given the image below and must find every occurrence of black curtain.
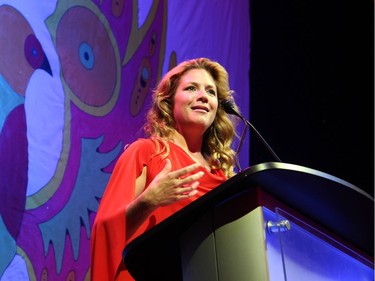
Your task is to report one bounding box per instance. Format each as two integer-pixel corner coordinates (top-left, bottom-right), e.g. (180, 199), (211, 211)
(249, 0), (374, 196)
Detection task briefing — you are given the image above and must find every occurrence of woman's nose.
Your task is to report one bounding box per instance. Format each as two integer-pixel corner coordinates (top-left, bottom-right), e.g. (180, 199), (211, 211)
(196, 89), (209, 102)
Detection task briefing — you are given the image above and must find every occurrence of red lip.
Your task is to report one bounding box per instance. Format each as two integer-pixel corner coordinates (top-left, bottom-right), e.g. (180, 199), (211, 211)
(191, 105), (209, 112)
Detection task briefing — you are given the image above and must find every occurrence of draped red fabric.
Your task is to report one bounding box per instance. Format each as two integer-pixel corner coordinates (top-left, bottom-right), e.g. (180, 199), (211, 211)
(90, 139), (227, 280)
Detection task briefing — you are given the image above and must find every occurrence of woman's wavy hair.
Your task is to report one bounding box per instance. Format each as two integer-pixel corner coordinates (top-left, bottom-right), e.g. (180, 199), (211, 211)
(144, 57), (240, 177)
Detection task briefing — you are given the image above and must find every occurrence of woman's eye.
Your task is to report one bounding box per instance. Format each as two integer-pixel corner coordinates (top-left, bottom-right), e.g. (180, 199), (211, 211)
(186, 86), (196, 91)
(207, 89), (216, 96)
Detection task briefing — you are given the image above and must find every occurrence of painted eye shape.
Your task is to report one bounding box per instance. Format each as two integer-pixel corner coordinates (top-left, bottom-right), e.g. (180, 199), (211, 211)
(0, 5), (51, 95)
(78, 42), (94, 70)
(140, 66), (149, 87)
(130, 58), (151, 116)
(24, 34), (52, 74)
(52, 5), (120, 114)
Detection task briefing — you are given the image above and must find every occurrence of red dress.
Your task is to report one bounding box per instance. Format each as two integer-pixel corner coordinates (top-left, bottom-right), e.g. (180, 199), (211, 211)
(90, 139), (227, 280)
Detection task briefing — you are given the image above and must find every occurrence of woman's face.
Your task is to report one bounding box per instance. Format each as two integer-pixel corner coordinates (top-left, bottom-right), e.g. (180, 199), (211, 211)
(172, 68), (218, 135)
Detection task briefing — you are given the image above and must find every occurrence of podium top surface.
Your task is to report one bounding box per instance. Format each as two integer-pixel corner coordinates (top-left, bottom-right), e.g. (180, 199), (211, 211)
(243, 162), (374, 255)
(123, 162), (374, 274)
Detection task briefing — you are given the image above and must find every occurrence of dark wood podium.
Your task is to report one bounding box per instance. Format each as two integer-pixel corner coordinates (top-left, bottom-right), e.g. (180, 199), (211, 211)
(122, 162), (374, 280)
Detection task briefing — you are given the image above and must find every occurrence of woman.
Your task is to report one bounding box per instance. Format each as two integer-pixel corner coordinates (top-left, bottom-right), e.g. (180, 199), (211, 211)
(90, 57), (239, 280)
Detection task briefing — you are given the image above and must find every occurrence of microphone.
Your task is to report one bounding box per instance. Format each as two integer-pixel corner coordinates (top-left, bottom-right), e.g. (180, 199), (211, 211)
(221, 99), (243, 118)
(221, 99), (282, 167)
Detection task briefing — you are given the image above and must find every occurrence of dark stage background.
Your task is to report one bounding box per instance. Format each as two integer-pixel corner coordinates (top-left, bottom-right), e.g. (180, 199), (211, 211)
(248, 0), (374, 196)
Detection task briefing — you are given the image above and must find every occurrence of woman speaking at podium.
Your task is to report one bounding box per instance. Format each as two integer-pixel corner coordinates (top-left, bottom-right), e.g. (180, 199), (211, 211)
(90, 57), (239, 280)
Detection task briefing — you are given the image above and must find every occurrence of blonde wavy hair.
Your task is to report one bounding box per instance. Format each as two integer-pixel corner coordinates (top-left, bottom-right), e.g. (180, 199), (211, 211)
(144, 57), (239, 177)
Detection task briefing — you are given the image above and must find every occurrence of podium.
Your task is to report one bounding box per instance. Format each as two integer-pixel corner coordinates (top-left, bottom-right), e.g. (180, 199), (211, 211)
(122, 162), (374, 280)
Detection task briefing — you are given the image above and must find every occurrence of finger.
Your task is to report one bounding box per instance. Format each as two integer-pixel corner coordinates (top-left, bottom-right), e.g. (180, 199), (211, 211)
(170, 162), (202, 179)
(187, 189), (198, 197)
(159, 158), (172, 175)
(175, 187), (198, 200)
(176, 181), (199, 195)
(179, 171), (204, 185)
(178, 182), (199, 198)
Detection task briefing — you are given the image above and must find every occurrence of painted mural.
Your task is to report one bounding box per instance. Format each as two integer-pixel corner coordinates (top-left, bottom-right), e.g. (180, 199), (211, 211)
(0, 0), (249, 280)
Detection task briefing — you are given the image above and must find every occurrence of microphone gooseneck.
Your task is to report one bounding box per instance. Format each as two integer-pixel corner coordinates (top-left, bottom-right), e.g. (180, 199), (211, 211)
(221, 99), (282, 165)
(220, 99), (242, 118)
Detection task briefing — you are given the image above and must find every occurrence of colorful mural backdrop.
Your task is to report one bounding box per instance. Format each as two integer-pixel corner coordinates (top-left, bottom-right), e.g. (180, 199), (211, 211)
(0, 0), (249, 280)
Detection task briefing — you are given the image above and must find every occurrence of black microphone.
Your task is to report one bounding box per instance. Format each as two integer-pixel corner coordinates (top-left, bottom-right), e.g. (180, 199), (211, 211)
(221, 99), (282, 165)
(221, 99), (243, 118)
